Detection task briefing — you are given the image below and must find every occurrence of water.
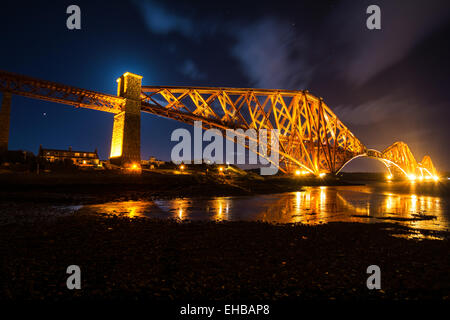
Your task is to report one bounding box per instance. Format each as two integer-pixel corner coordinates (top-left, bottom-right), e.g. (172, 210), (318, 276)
(75, 181), (450, 232)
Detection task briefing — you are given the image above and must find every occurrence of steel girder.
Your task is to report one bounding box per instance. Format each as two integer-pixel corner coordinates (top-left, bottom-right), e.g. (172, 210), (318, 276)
(0, 70), (438, 176)
(419, 155), (438, 177)
(380, 141), (438, 178)
(0, 70), (124, 113)
(141, 86), (366, 174)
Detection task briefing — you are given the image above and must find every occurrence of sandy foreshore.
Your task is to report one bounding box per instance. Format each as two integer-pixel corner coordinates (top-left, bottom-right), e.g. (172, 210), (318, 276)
(0, 172), (449, 301)
(0, 213), (449, 301)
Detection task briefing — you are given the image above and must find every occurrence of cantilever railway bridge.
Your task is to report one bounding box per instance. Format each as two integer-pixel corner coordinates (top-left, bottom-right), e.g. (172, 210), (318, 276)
(0, 70), (439, 178)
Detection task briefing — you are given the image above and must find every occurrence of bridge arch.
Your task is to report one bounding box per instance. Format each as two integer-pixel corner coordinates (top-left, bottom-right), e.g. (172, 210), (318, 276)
(335, 152), (409, 178)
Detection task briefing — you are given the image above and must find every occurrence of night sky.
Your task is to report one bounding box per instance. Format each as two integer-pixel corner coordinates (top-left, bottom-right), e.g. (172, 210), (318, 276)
(1, 0), (449, 171)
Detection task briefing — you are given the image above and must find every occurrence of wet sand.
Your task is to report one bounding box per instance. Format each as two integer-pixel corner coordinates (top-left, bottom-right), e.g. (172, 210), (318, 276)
(0, 214), (449, 301)
(0, 172), (449, 301)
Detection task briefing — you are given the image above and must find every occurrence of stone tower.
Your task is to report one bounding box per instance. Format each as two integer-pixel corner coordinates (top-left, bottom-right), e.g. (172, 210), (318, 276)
(0, 92), (12, 153)
(109, 72), (142, 167)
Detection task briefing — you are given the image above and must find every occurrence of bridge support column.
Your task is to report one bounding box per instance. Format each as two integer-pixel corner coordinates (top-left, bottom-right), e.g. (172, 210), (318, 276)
(0, 92), (12, 153)
(109, 72), (142, 168)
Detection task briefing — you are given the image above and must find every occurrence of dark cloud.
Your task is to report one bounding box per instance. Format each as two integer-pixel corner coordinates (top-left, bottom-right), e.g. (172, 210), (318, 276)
(334, 95), (407, 126)
(180, 60), (206, 80)
(326, 0), (450, 86)
(133, 0), (449, 90)
(134, 2), (313, 90)
(133, 0), (194, 36)
(230, 19), (312, 90)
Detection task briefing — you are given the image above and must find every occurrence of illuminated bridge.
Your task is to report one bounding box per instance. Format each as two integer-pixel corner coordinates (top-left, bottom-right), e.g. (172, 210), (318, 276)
(0, 70), (439, 179)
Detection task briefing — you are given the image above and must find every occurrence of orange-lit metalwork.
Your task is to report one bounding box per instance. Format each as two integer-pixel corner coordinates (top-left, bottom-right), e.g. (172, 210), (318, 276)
(0, 70), (125, 113)
(0, 70), (439, 177)
(419, 155), (438, 177)
(381, 142), (418, 176)
(340, 142), (439, 179)
(141, 86), (366, 174)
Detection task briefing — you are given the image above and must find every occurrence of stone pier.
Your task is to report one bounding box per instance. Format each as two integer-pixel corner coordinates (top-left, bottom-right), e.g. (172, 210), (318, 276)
(109, 72), (142, 168)
(0, 92), (12, 153)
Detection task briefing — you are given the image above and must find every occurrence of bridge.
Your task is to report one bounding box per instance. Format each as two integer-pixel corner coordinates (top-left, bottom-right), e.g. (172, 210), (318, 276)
(0, 70), (439, 180)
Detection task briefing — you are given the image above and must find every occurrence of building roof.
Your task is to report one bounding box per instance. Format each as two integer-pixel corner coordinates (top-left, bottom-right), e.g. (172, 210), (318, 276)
(38, 145), (98, 157)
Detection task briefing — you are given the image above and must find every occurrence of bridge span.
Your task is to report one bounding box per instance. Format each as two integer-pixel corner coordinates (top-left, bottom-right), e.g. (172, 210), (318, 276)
(0, 70), (439, 179)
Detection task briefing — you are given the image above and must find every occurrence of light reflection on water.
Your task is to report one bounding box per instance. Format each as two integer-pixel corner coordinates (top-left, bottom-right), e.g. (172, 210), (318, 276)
(77, 183), (450, 232)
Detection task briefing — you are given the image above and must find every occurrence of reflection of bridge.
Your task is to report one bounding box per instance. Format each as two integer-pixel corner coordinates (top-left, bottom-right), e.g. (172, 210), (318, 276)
(0, 70), (439, 178)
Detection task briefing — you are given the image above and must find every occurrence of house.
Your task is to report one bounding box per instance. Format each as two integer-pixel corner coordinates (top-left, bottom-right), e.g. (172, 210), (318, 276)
(149, 156), (165, 166)
(141, 156), (166, 169)
(38, 145), (100, 166)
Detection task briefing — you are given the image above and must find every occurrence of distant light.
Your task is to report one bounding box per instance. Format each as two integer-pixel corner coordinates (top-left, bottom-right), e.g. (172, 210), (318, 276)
(319, 173), (326, 178)
(408, 174), (416, 181)
(418, 176), (424, 181)
(295, 170), (301, 176)
(219, 166), (224, 172)
(433, 176), (439, 182)
(386, 175), (392, 180)
(180, 164), (185, 170)
(127, 163), (140, 172)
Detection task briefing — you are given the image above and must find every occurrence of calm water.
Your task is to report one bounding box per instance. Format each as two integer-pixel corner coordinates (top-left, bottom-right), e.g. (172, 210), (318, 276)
(75, 181), (450, 232)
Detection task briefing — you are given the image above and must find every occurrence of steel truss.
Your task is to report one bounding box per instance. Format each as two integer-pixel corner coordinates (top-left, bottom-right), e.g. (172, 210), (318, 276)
(141, 86), (365, 174)
(0, 71), (438, 176)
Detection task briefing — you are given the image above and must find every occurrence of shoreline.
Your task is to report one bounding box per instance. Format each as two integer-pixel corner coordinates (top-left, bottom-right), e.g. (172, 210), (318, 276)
(1, 171), (449, 301)
(0, 171), (360, 205)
